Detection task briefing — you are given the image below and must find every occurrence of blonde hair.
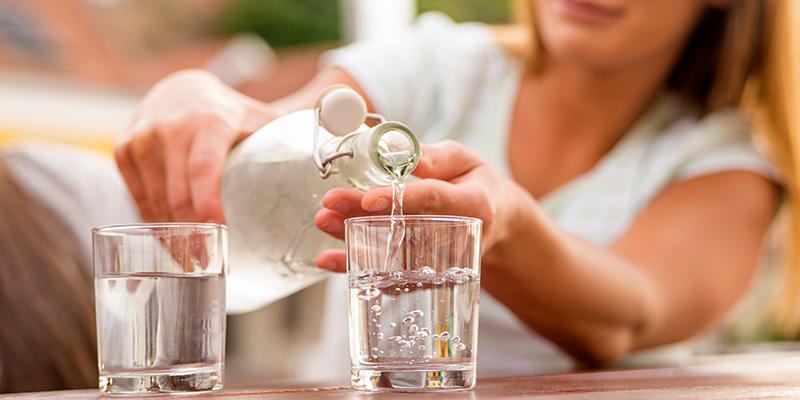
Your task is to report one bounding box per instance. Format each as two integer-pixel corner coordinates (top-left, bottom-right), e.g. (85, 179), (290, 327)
(503, 0), (800, 336)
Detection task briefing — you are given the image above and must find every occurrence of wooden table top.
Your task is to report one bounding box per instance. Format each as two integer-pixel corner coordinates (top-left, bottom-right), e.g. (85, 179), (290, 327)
(4, 352), (800, 399)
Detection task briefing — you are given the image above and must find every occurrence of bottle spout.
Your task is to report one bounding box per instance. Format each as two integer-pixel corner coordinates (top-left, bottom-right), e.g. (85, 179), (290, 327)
(374, 123), (420, 179)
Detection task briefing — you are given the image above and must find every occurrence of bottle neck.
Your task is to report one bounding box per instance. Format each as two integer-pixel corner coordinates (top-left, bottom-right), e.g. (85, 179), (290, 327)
(330, 122), (420, 190)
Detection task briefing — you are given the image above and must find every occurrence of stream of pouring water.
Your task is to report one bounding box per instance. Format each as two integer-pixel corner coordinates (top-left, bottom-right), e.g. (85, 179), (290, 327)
(380, 149), (414, 271)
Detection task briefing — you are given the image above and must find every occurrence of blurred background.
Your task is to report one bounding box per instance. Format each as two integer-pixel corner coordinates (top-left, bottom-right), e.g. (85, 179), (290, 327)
(0, 0), (511, 154)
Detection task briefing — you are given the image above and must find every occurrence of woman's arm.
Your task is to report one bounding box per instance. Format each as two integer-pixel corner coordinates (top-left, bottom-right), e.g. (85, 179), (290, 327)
(316, 140), (778, 366)
(115, 67), (371, 224)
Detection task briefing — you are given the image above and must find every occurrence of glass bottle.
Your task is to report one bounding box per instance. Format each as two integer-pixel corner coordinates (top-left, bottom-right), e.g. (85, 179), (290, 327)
(220, 88), (420, 313)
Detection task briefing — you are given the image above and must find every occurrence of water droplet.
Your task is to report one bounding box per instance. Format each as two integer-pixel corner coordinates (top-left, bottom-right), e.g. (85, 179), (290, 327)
(408, 310), (424, 319)
(402, 316), (414, 327)
(408, 324), (419, 335)
(357, 287), (380, 300)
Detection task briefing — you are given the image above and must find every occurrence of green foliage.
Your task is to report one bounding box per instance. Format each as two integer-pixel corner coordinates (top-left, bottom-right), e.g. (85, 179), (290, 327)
(417, 0), (511, 24)
(217, 0), (511, 49)
(218, 0), (341, 48)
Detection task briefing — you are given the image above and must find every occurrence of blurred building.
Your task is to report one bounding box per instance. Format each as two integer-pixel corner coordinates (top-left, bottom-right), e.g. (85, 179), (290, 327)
(0, 0), (332, 152)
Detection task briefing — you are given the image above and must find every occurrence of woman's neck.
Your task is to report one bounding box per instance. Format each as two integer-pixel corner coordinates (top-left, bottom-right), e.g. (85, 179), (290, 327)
(523, 50), (677, 145)
(507, 49), (680, 198)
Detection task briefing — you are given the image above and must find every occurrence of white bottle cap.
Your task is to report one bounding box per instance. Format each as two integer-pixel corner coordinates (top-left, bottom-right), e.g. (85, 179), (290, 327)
(317, 86), (367, 136)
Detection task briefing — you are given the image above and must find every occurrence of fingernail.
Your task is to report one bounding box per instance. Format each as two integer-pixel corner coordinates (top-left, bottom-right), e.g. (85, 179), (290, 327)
(319, 217), (333, 231)
(368, 197), (390, 212)
(319, 216), (342, 232)
(328, 197), (349, 213)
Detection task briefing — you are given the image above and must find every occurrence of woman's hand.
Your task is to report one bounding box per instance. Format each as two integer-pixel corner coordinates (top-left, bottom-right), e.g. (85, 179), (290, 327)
(115, 69), (277, 223)
(314, 140), (528, 272)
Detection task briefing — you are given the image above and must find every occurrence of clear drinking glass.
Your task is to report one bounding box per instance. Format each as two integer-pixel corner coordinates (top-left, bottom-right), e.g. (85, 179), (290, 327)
(92, 223), (227, 395)
(346, 215), (482, 391)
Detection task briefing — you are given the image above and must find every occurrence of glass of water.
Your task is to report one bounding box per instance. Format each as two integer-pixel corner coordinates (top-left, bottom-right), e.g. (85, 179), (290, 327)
(346, 215), (482, 391)
(92, 223), (227, 395)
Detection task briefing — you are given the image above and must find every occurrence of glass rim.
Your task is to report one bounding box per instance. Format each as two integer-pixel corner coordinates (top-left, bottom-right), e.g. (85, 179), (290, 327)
(345, 215), (482, 227)
(92, 222), (227, 236)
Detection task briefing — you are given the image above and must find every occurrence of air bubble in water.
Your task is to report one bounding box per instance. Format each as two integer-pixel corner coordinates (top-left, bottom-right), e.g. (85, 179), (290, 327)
(402, 316), (414, 327)
(445, 267), (470, 284)
(377, 333), (384, 340)
(418, 345), (426, 351)
(356, 274), (372, 289)
(408, 324), (419, 335)
(370, 305), (382, 315)
(431, 334), (440, 341)
(453, 343), (467, 352)
(408, 310), (424, 319)
(415, 328), (430, 341)
(389, 322), (397, 328)
(440, 331), (450, 341)
(388, 336), (402, 342)
(357, 288), (380, 300)
(398, 340), (414, 349)
(450, 336), (461, 345)
(418, 266), (436, 279)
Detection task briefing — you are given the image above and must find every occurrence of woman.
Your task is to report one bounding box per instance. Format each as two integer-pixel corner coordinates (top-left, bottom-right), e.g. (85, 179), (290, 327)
(115, 0), (799, 375)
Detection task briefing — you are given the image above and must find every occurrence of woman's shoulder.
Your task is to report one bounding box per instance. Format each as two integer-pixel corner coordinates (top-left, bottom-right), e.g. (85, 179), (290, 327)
(323, 12), (513, 79)
(322, 12), (521, 126)
(643, 93), (777, 183)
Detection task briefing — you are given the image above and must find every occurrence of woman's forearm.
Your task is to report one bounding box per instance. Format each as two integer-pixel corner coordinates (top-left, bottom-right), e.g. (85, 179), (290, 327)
(481, 184), (659, 366)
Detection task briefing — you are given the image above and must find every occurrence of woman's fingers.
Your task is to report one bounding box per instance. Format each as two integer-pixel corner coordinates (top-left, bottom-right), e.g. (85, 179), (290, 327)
(314, 208), (347, 240)
(115, 135), (153, 221)
(316, 249), (347, 273)
(315, 188), (381, 239)
(184, 114), (241, 224)
(115, 69), (253, 224)
(117, 126), (169, 222)
(413, 140), (486, 181)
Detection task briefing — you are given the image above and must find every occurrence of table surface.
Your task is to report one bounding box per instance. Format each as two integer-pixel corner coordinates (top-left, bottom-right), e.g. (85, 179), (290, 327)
(4, 352), (800, 399)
